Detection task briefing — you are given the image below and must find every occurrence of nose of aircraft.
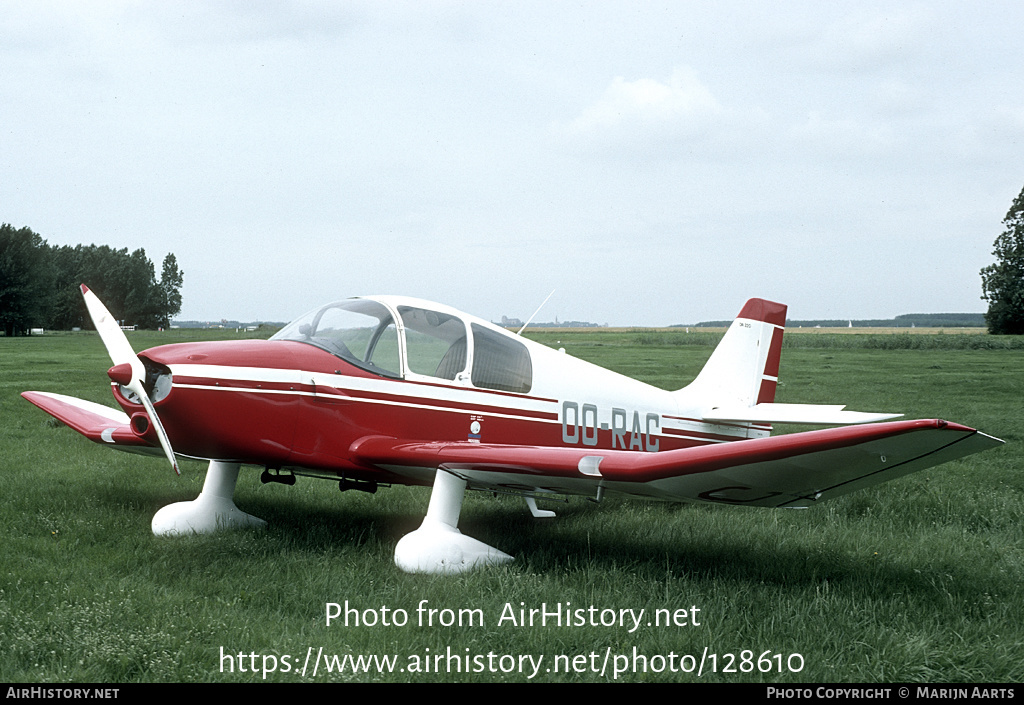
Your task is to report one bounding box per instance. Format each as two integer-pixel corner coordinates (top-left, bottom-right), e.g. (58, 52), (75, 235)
(81, 284), (180, 475)
(132, 338), (306, 466)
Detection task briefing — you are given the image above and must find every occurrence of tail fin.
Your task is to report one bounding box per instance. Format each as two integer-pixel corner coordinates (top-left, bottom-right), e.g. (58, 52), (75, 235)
(676, 298), (901, 427)
(677, 298), (786, 408)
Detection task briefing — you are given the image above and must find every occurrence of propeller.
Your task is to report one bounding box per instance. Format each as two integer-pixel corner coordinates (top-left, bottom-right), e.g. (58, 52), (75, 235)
(81, 284), (180, 475)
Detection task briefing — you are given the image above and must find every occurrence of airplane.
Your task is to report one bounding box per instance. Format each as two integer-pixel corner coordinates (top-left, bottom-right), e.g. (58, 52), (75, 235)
(22, 286), (1003, 574)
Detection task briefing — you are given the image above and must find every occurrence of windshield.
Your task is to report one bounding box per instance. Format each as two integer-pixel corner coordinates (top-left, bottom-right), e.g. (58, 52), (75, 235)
(271, 299), (400, 377)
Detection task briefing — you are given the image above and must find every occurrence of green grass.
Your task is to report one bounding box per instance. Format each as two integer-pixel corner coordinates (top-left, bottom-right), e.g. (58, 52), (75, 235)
(1, 330), (1021, 682)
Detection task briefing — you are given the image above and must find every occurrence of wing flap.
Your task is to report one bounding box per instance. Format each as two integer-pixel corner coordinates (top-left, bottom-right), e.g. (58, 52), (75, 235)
(703, 402), (902, 425)
(21, 391), (162, 455)
(350, 420), (1003, 506)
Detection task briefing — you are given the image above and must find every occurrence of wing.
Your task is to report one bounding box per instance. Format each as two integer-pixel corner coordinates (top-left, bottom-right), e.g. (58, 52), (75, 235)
(21, 391), (163, 456)
(351, 419), (1003, 508)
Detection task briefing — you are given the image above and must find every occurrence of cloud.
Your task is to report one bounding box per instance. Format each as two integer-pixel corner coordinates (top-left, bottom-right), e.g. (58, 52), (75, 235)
(553, 67), (738, 157)
(567, 68), (721, 133)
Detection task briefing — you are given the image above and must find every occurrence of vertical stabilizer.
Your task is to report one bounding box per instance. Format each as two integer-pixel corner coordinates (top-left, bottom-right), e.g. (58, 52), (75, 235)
(676, 298), (787, 410)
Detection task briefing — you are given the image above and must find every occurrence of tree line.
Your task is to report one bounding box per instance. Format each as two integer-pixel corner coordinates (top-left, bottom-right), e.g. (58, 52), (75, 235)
(686, 313), (986, 329)
(0, 223), (183, 336)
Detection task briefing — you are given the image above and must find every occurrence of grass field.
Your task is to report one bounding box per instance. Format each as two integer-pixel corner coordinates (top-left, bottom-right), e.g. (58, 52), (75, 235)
(1, 328), (1021, 683)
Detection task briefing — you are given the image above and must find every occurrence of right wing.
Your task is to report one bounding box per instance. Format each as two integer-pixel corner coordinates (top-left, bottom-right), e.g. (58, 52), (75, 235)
(351, 419), (1003, 508)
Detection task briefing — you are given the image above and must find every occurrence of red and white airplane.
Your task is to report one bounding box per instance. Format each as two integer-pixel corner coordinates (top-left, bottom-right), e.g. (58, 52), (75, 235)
(23, 286), (1003, 574)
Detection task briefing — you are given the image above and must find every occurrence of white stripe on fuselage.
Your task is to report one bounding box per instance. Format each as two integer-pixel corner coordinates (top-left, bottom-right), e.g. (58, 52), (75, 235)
(172, 381), (564, 426)
(168, 364), (746, 445)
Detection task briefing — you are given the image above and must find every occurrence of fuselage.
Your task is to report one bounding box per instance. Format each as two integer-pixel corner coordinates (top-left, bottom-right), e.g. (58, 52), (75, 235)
(115, 296), (764, 482)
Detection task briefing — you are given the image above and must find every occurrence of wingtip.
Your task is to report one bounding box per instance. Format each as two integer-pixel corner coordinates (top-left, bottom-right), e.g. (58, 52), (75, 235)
(80, 284), (89, 294)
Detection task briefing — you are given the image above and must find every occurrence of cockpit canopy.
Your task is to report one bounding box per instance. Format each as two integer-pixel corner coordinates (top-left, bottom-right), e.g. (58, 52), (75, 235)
(271, 298), (532, 393)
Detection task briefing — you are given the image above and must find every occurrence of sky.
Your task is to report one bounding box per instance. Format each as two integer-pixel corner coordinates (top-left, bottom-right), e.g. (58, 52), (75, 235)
(3, 1), (1023, 326)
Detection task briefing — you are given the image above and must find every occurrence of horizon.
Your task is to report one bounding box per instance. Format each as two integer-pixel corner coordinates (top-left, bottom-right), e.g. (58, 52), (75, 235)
(168, 309), (989, 329)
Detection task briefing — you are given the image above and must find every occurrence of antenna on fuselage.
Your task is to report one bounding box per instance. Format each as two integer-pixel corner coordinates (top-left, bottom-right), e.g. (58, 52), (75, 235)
(517, 289), (555, 336)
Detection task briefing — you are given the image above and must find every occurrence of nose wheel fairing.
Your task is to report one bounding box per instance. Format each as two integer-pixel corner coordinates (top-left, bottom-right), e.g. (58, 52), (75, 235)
(152, 461), (267, 536)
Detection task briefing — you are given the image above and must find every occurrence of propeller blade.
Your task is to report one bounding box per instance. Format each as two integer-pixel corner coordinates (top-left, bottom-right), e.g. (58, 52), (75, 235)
(81, 285), (143, 382)
(135, 387), (180, 476)
(80, 284), (180, 475)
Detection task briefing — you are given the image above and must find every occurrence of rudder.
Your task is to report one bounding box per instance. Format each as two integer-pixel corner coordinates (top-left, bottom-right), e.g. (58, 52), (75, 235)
(675, 298), (787, 409)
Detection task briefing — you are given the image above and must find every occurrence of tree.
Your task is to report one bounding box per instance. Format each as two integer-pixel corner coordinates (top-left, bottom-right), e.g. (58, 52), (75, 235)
(0, 224), (51, 336)
(121, 247), (162, 328)
(981, 185), (1024, 334)
(158, 253), (184, 328)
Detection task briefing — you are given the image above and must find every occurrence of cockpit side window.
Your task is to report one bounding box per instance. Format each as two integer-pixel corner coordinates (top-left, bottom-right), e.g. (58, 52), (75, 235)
(398, 306), (468, 381)
(470, 323), (532, 393)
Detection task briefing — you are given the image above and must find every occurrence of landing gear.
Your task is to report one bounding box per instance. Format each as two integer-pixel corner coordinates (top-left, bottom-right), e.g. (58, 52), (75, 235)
(394, 469), (512, 574)
(525, 496), (556, 518)
(152, 460), (266, 536)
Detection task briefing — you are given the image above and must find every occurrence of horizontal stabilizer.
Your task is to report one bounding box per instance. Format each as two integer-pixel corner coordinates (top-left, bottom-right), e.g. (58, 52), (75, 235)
(703, 403), (903, 425)
(21, 391), (162, 456)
